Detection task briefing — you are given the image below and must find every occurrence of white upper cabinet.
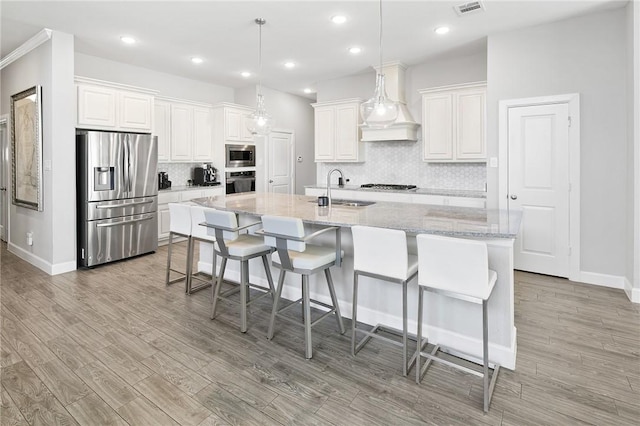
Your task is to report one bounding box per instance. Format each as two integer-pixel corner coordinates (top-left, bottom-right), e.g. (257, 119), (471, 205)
(224, 106), (254, 142)
(419, 82), (486, 162)
(75, 77), (156, 132)
(192, 107), (213, 161)
(154, 100), (171, 162)
(312, 99), (363, 162)
(170, 103), (193, 161)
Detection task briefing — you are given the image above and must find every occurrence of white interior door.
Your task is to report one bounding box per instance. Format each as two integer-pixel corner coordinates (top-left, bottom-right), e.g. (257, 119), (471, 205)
(508, 103), (570, 277)
(267, 130), (294, 194)
(0, 117), (8, 242)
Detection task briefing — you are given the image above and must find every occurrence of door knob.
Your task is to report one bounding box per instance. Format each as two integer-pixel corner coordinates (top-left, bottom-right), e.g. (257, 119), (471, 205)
(0, 187), (6, 191)
(510, 194), (518, 200)
(269, 179), (273, 183)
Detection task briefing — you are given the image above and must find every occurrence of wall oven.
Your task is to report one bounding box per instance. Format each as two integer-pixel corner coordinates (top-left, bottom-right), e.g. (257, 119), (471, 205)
(225, 144), (255, 168)
(226, 171), (255, 194)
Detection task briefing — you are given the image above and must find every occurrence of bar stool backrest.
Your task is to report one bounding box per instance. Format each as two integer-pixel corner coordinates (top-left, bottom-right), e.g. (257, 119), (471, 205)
(204, 209), (239, 242)
(416, 234), (490, 299)
(168, 203), (192, 235)
(261, 215), (306, 252)
(352, 225), (409, 280)
(190, 206), (216, 242)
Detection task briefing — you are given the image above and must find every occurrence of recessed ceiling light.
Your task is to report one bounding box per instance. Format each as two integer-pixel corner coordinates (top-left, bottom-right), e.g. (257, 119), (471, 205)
(303, 88), (315, 94)
(240, 71), (251, 78)
(120, 36), (136, 44)
(284, 62), (296, 69)
(348, 46), (362, 54)
(434, 26), (450, 35)
(191, 57), (204, 64)
(331, 15), (347, 24)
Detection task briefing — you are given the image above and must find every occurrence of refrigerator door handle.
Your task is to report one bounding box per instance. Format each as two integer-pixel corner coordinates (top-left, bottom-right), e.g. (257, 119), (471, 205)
(96, 215), (154, 228)
(95, 199), (154, 209)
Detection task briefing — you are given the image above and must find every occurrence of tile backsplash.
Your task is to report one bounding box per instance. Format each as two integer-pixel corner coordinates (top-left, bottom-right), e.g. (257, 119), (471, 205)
(316, 141), (487, 190)
(158, 163), (207, 187)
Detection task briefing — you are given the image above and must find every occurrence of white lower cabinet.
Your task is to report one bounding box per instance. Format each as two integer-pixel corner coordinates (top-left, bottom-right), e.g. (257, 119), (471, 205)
(158, 187), (224, 244)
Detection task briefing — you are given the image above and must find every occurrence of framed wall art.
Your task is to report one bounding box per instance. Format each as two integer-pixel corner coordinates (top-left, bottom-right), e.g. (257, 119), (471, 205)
(10, 85), (43, 211)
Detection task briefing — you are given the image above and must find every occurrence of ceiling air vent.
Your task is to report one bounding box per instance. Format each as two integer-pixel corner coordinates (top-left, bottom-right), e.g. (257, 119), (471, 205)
(454, 1), (485, 16)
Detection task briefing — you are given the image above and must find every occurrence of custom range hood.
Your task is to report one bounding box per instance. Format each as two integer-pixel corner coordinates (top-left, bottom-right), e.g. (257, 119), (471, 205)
(360, 62), (420, 142)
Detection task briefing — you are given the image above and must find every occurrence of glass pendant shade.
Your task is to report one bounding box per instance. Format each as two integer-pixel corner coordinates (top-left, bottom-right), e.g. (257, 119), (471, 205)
(247, 93), (274, 136)
(360, 73), (398, 129)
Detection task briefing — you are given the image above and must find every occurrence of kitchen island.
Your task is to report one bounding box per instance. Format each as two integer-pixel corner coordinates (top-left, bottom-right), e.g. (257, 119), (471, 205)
(192, 192), (522, 369)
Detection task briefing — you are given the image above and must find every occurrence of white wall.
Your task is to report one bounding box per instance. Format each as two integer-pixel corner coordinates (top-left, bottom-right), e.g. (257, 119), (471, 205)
(0, 31), (76, 274)
(75, 53), (234, 104)
(236, 85), (315, 195)
(487, 8), (628, 277)
(314, 48), (488, 190)
(629, 0), (640, 299)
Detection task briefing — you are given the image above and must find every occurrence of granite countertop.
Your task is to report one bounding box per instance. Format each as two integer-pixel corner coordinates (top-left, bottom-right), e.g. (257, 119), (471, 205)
(305, 184), (486, 199)
(193, 192), (520, 239)
(159, 184), (222, 192)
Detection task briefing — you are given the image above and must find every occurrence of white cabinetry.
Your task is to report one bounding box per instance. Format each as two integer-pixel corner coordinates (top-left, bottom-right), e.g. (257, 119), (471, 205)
(158, 187), (224, 243)
(223, 105), (254, 142)
(75, 77), (155, 132)
(419, 82), (486, 162)
(312, 99), (363, 162)
(155, 97), (214, 163)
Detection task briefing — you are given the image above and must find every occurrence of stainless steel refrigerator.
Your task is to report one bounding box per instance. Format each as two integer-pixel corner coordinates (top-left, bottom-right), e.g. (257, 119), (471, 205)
(76, 130), (158, 267)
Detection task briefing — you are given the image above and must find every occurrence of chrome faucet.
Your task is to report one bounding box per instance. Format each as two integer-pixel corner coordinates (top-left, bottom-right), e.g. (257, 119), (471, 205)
(326, 168), (345, 206)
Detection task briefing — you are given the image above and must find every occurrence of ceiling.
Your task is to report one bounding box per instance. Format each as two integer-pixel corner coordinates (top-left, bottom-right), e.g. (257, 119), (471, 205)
(1, 1), (627, 99)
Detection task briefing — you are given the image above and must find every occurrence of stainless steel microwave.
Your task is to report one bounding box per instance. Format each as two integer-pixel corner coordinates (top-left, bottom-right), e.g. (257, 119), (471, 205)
(225, 144), (255, 168)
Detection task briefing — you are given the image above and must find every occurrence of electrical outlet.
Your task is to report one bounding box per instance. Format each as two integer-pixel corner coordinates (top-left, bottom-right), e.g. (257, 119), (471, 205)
(26, 232), (33, 246)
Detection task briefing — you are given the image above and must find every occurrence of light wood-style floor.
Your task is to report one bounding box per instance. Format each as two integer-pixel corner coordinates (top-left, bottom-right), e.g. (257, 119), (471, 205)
(1, 242), (639, 425)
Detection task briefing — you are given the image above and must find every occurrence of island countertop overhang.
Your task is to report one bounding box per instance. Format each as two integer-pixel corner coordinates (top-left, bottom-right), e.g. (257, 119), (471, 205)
(192, 192), (521, 239)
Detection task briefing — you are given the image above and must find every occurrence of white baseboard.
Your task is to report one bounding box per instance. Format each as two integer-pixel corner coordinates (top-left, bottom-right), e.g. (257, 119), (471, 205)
(624, 277), (640, 303)
(578, 271), (626, 289)
(8, 243), (76, 276)
(197, 259), (518, 369)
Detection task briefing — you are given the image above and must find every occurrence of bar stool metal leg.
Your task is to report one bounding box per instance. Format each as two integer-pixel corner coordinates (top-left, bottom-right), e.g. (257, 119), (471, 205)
(267, 270), (287, 340)
(211, 257), (228, 319)
(402, 281), (408, 376)
(325, 269), (345, 334)
(351, 271), (359, 356)
(240, 260), (249, 333)
(165, 232), (173, 286)
(302, 275), (313, 358)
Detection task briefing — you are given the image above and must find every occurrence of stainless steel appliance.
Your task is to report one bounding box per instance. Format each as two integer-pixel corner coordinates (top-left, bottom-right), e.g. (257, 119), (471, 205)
(360, 183), (417, 190)
(226, 171), (255, 194)
(193, 164), (218, 186)
(76, 130), (158, 267)
(225, 144), (255, 168)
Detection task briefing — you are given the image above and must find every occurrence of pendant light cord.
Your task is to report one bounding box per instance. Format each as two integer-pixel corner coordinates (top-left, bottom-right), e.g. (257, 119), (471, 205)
(256, 18), (265, 96)
(378, 0), (383, 73)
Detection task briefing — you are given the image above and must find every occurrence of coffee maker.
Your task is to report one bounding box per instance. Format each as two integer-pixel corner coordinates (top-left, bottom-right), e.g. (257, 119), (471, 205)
(193, 164), (218, 186)
(158, 172), (171, 190)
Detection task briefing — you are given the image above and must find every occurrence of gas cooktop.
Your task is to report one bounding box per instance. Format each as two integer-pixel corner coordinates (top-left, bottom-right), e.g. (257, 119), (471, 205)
(360, 184), (418, 191)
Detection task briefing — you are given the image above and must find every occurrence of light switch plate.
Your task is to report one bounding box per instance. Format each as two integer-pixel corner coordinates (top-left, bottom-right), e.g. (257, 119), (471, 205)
(489, 157), (498, 168)
(44, 160), (52, 171)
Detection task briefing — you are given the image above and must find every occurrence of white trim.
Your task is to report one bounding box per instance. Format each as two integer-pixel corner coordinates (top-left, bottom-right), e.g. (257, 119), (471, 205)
(0, 29), (52, 70)
(498, 93), (581, 282)
(633, 0), (640, 306)
(579, 271), (625, 290)
(75, 76), (159, 96)
(624, 277), (640, 303)
(8, 243), (76, 275)
(417, 80), (487, 95)
(0, 115), (9, 243)
(267, 128), (296, 195)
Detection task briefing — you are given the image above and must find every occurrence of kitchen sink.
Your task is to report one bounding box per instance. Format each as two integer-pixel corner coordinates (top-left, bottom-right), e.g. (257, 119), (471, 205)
(309, 199), (375, 207)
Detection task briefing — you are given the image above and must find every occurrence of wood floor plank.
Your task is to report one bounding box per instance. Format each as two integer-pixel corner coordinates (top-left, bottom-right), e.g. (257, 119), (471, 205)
(141, 351), (212, 397)
(96, 344), (154, 386)
(1, 313), (56, 369)
(65, 323), (111, 351)
(65, 393), (129, 426)
(21, 314), (65, 343)
(0, 334), (22, 368)
(1, 385), (29, 426)
(74, 360), (139, 410)
(32, 358), (92, 406)
(1, 361), (79, 426)
(133, 374), (211, 426)
(261, 393), (333, 426)
(116, 396), (180, 426)
(194, 382), (279, 426)
(44, 335), (97, 372)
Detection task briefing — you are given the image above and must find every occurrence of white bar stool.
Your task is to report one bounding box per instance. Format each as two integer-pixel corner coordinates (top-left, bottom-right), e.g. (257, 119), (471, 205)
(166, 203), (192, 291)
(351, 225), (418, 376)
(203, 209), (275, 333)
(187, 205), (218, 294)
(415, 234), (500, 412)
(260, 215), (345, 359)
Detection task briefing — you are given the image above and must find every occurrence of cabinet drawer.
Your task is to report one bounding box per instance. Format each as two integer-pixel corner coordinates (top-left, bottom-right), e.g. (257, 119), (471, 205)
(159, 191), (181, 204)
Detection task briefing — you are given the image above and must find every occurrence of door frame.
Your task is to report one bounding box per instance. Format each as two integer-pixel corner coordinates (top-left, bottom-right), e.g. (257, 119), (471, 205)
(498, 93), (580, 281)
(0, 114), (9, 243)
(267, 128), (295, 194)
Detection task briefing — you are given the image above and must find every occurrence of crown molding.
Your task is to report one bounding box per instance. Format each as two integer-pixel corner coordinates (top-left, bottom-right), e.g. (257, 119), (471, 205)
(0, 28), (53, 70)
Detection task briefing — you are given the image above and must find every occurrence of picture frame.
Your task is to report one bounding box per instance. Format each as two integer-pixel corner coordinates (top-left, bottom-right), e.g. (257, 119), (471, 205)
(10, 85), (43, 211)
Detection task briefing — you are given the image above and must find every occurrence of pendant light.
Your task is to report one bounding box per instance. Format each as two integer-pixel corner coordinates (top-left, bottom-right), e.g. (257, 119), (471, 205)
(360, 0), (398, 129)
(247, 18), (274, 136)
